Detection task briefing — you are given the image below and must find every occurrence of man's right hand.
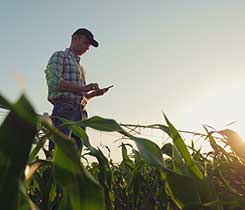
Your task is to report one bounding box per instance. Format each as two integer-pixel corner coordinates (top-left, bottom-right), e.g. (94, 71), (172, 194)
(59, 80), (100, 94)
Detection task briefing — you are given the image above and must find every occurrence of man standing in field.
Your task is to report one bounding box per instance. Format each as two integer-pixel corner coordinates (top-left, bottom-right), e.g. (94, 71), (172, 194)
(45, 28), (111, 151)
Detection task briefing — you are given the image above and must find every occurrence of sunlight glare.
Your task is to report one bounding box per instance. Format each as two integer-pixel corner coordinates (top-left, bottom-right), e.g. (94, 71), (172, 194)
(177, 82), (245, 142)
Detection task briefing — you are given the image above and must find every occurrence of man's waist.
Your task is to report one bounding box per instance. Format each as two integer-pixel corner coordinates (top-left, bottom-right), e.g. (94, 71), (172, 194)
(50, 95), (82, 105)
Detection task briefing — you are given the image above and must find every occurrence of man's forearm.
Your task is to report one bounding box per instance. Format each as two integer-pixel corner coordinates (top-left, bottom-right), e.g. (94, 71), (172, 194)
(83, 88), (106, 100)
(58, 79), (83, 94)
(83, 91), (96, 100)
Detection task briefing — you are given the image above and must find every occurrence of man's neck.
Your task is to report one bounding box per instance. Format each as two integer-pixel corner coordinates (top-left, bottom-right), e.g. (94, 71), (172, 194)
(69, 47), (80, 57)
(67, 47), (81, 63)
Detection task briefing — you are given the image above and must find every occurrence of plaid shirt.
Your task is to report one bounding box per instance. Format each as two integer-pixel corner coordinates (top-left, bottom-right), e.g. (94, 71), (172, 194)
(45, 48), (86, 104)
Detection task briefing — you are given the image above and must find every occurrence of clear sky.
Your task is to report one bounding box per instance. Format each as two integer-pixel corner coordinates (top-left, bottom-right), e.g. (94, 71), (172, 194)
(1, 0), (245, 160)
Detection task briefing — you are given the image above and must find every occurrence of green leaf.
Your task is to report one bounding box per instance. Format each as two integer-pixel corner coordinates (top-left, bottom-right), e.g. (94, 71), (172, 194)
(166, 171), (201, 209)
(61, 119), (115, 209)
(0, 95), (37, 210)
(83, 116), (165, 167)
(18, 183), (38, 210)
(48, 127), (106, 210)
(29, 135), (47, 162)
(164, 114), (203, 179)
(161, 143), (173, 157)
(195, 178), (223, 210)
(83, 116), (124, 132)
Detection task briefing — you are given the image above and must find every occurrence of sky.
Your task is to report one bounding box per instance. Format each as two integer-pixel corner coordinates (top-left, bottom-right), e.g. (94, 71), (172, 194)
(1, 0), (245, 161)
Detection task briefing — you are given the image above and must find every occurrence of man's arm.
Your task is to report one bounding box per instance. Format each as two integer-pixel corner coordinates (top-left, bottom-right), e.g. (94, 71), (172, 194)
(58, 79), (99, 94)
(45, 51), (64, 97)
(45, 51), (99, 95)
(83, 87), (110, 100)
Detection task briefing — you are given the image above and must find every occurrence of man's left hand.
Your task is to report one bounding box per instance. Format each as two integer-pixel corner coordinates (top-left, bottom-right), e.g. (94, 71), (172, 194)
(93, 87), (110, 96)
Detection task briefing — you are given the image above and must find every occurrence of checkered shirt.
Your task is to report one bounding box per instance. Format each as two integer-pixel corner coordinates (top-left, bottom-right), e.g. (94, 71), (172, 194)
(45, 48), (86, 104)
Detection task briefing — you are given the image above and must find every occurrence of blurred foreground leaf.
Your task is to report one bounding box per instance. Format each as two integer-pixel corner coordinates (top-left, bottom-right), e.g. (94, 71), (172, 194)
(0, 94), (37, 210)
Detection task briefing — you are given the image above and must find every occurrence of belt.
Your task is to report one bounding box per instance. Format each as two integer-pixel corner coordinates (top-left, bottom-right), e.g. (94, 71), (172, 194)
(51, 98), (81, 105)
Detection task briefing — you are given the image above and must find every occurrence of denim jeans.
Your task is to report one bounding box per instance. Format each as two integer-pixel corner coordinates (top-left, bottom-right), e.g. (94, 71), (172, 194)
(49, 100), (87, 151)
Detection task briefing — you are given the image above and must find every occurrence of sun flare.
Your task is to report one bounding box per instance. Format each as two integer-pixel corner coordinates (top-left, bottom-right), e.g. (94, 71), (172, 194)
(177, 82), (245, 143)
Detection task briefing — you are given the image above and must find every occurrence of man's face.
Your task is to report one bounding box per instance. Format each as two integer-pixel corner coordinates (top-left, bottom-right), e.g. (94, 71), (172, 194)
(74, 35), (91, 55)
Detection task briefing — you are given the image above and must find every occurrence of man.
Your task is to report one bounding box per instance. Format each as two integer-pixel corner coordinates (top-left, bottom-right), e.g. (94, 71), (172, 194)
(45, 28), (110, 151)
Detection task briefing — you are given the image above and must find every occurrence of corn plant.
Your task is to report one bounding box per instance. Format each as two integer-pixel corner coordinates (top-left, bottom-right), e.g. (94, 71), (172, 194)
(0, 94), (245, 210)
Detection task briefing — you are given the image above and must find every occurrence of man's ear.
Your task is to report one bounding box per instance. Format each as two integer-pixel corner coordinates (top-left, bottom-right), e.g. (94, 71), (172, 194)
(72, 34), (80, 41)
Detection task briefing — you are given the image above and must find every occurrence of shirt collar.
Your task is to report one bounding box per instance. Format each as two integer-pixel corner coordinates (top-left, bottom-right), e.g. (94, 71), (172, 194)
(65, 48), (80, 63)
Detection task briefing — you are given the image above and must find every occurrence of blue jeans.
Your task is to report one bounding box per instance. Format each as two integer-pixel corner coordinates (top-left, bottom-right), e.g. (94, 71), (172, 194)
(49, 100), (87, 151)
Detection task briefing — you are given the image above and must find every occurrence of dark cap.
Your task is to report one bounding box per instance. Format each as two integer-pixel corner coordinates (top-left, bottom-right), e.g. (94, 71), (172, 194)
(72, 28), (99, 47)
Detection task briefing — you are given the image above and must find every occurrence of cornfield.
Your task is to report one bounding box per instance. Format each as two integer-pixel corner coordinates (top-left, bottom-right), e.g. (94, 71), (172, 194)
(0, 94), (245, 210)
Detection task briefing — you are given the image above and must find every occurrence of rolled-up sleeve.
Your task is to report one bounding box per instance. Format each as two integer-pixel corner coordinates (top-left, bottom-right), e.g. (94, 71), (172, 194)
(45, 51), (65, 99)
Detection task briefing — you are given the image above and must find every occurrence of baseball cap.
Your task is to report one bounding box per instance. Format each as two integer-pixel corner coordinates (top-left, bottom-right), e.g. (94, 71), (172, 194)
(72, 28), (99, 47)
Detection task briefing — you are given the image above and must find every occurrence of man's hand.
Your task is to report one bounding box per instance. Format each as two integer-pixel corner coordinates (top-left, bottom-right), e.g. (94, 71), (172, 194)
(83, 85), (113, 100)
(59, 80), (100, 94)
(83, 83), (99, 92)
(92, 88), (107, 96)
